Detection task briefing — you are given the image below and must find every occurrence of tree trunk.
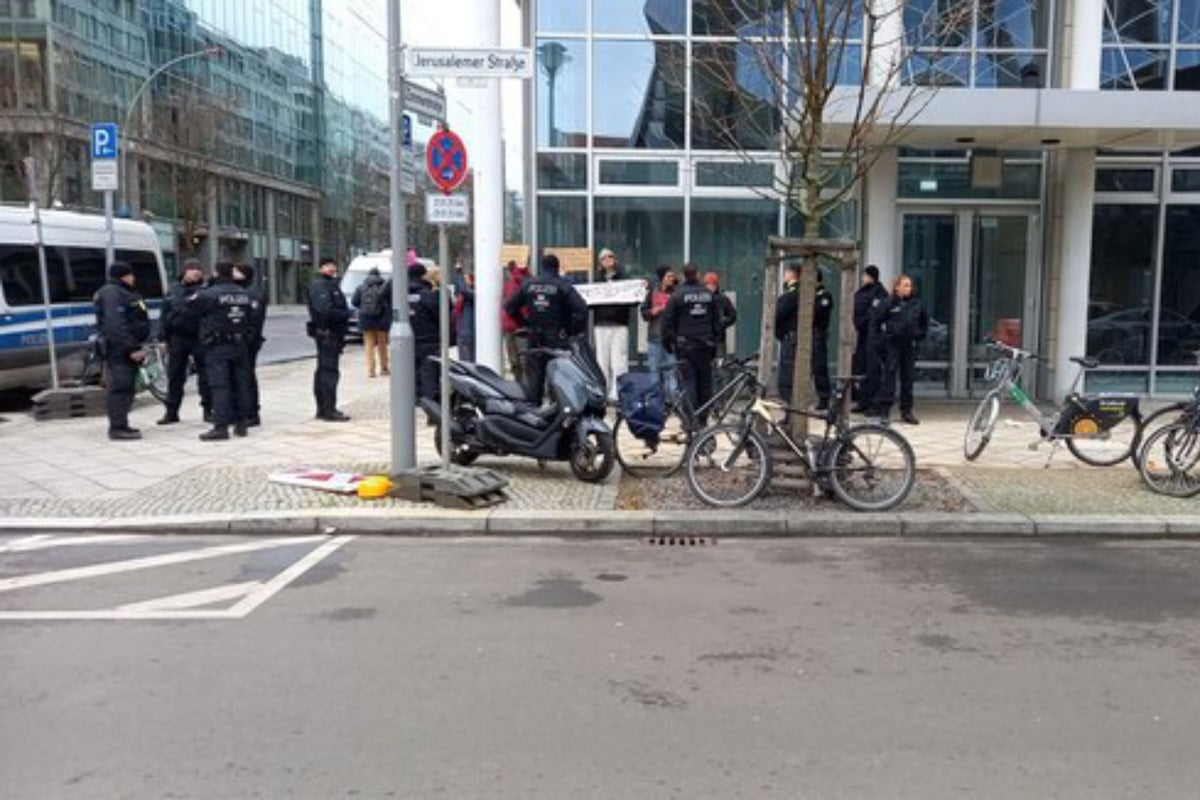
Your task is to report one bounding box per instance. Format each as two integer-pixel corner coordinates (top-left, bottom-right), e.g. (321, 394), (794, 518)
(788, 216), (821, 439)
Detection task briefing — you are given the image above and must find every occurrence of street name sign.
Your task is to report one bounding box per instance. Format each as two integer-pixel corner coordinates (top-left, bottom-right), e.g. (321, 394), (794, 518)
(404, 82), (446, 121)
(425, 194), (470, 225)
(406, 47), (533, 79)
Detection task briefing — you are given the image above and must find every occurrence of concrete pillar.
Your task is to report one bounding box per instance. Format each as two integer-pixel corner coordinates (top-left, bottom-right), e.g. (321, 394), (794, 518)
(867, 0), (904, 88)
(311, 200), (321, 274)
(206, 174), (219, 269)
(862, 148), (899, 283)
(266, 189), (279, 305)
(1066, 0), (1103, 90)
(472, 0), (504, 371)
(1054, 149), (1095, 398)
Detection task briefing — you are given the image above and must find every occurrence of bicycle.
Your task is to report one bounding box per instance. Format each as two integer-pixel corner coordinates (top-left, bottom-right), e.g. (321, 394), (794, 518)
(963, 338), (1143, 466)
(80, 334), (169, 403)
(613, 352), (762, 478)
(1138, 386), (1200, 496)
(684, 378), (916, 511)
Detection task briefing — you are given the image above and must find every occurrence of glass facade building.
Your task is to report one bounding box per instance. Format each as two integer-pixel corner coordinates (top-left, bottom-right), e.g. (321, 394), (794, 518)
(525, 0), (1200, 398)
(0, 0), (392, 303)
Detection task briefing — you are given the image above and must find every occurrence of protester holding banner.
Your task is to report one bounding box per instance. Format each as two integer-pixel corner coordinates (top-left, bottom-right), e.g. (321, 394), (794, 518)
(591, 248), (631, 403)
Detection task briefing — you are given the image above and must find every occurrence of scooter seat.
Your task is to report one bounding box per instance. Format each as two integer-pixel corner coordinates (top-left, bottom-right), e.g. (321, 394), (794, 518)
(456, 362), (528, 401)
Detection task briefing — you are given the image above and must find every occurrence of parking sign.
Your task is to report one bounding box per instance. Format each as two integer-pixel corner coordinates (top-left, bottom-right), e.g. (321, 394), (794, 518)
(91, 123), (118, 160)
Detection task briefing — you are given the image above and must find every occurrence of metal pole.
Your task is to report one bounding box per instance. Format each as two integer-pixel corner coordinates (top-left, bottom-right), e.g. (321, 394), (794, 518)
(29, 201), (59, 390)
(388, 0), (416, 472)
(438, 224), (451, 470)
(104, 189), (115, 269)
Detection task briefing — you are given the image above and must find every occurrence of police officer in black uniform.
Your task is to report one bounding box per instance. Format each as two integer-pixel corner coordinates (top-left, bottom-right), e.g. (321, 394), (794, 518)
(307, 259), (351, 422)
(190, 262), (255, 441)
(852, 264), (890, 414)
(503, 253), (588, 402)
(662, 263), (721, 424)
(775, 265), (834, 410)
(407, 261), (441, 400)
(93, 262), (151, 440)
(157, 258), (209, 425)
(235, 263), (267, 426)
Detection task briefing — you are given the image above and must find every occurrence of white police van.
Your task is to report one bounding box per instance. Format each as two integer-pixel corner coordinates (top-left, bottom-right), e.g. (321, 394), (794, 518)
(0, 206), (167, 391)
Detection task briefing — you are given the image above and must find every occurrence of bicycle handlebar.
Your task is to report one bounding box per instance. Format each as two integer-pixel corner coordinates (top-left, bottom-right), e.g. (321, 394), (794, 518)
(983, 336), (1039, 361)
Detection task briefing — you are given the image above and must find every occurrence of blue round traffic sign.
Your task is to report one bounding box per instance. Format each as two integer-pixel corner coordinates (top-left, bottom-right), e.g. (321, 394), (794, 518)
(426, 129), (468, 194)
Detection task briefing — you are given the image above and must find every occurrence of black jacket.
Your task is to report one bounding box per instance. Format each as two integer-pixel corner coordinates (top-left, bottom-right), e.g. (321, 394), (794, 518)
(879, 294), (930, 344)
(504, 270), (588, 345)
(590, 266), (632, 327)
(159, 279), (203, 341)
(93, 279), (150, 358)
(408, 278), (440, 347)
(854, 282), (889, 336)
(714, 291), (737, 332)
(662, 279), (719, 350)
(775, 280), (833, 343)
(308, 273), (350, 334)
(190, 278), (257, 344)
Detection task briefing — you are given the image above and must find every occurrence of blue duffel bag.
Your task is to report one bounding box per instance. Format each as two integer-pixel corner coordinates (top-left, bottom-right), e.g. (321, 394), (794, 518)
(618, 371), (666, 444)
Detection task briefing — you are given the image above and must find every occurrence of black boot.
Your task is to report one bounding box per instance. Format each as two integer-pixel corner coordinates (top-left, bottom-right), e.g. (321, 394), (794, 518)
(108, 428), (142, 441)
(199, 426), (229, 441)
(157, 412), (180, 425)
(234, 423), (248, 438)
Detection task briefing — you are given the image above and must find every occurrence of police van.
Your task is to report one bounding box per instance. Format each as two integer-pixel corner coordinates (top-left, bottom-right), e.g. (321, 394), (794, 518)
(0, 206), (167, 391)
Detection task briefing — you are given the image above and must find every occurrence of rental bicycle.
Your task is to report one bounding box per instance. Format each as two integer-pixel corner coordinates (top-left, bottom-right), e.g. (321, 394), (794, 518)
(80, 334), (169, 403)
(684, 378), (916, 511)
(1138, 386), (1200, 496)
(614, 353), (762, 478)
(963, 339), (1142, 466)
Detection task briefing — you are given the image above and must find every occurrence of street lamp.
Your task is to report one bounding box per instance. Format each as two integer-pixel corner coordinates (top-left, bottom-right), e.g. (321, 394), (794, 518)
(120, 45), (223, 212)
(537, 42), (570, 147)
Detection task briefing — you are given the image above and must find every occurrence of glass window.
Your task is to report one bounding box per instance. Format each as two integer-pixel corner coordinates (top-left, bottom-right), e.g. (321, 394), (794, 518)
(537, 153), (588, 190)
(1087, 205), (1157, 365)
(975, 0), (1049, 49)
(0, 244), (41, 306)
(897, 160), (1040, 199)
(1175, 48), (1200, 90)
(1172, 168), (1200, 192)
(692, 0), (785, 37)
(593, 41), (685, 149)
(599, 160), (679, 185)
(692, 42), (781, 151)
(1104, 0), (1171, 44)
(596, 0), (686, 36)
(538, 195), (588, 248)
(1096, 167), (1156, 192)
(904, 0), (974, 50)
(975, 52), (1043, 87)
(695, 161), (776, 187)
(1101, 47), (1169, 89)
(536, 39), (586, 148)
(789, 40), (862, 88)
(537, 0), (586, 33)
(905, 51), (971, 86)
(792, 0), (864, 41)
(1181, 0), (1200, 43)
(1157, 205), (1200, 366)
(594, 197), (684, 276)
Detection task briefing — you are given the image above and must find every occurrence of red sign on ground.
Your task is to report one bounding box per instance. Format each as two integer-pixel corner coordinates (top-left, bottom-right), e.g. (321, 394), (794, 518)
(426, 129), (468, 194)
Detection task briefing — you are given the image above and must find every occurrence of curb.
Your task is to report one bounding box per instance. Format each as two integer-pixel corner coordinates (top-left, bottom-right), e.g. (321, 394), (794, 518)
(2, 511), (1200, 539)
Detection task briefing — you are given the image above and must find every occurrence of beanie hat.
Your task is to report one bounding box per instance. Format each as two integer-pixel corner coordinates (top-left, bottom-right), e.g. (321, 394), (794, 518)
(408, 261), (427, 279)
(865, 264), (880, 282)
(109, 262), (134, 280)
(406, 248), (420, 267)
(704, 271), (719, 286)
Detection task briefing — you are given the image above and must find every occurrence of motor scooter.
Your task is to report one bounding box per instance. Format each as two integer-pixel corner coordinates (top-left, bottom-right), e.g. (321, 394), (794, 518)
(419, 338), (614, 482)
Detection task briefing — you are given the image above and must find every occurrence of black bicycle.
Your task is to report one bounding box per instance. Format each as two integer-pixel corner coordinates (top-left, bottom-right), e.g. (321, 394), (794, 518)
(613, 353), (762, 478)
(1138, 386), (1200, 497)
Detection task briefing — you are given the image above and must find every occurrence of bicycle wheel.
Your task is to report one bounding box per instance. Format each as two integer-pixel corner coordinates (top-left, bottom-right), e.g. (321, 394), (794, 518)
(826, 424), (916, 512)
(139, 347), (169, 403)
(1139, 402), (1189, 446)
(1138, 422), (1200, 497)
(614, 407), (690, 479)
(1066, 410), (1142, 467)
(963, 391), (1000, 461)
(685, 423), (772, 508)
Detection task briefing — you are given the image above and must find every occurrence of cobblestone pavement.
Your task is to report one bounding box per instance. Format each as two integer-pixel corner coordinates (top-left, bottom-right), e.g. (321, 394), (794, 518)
(0, 359), (1187, 520)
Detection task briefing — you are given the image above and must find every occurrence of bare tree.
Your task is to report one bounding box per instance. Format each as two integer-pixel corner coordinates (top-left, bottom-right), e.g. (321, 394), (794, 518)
(690, 0), (968, 434)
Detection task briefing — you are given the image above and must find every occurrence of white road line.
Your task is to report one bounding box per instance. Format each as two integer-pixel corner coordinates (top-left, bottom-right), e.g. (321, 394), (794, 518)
(0, 609), (239, 621)
(117, 581), (263, 613)
(228, 535), (355, 618)
(0, 537), (319, 594)
(0, 534), (53, 553)
(0, 534), (153, 553)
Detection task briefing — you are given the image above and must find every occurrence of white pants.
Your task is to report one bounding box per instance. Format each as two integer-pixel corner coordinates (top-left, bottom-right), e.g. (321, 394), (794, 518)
(594, 325), (629, 402)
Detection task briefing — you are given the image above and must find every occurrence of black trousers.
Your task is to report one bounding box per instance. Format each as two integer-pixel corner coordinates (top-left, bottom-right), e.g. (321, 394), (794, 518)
(678, 342), (716, 426)
(812, 333), (831, 404)
(165, 335), (210, 416)
(246, 342), (261, 417)
(778, 335), (831, 407)
(105, 353), (136, 432)
(313, 335), (343, 416)
(415, 343), (439, 401)
(206, 341), (253, 428)
(877, 339), (916, 416)
(853, 330), (883, 409)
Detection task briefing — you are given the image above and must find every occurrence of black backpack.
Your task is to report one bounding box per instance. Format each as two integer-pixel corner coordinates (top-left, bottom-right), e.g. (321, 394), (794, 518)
(360, 281), (385, 317)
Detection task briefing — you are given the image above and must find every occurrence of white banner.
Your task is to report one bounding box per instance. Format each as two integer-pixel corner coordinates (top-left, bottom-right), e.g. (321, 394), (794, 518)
(268, 468), (366, 494)
(575, 279), (647, 306)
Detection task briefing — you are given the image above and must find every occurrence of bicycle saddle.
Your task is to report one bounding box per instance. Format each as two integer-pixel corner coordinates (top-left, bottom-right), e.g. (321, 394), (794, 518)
(1070, 356), (1100, 369)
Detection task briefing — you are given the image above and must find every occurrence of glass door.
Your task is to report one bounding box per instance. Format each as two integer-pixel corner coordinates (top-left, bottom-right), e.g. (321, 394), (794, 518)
(902, 214), (958, 394)
(967, 214), (1032, 394)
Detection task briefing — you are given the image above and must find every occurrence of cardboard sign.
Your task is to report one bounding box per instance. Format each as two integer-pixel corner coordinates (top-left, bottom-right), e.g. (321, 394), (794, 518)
(544, 247), (593, 276)
(501, 243), (530, 267)
(575, 279), (648, 306)
(268, 468), (366, 495)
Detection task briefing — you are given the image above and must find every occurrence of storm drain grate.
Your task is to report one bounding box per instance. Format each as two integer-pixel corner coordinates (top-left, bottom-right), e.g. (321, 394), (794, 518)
(643, 536), (715, 547)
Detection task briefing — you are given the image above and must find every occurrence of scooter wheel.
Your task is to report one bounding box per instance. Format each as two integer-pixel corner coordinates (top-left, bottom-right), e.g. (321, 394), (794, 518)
(569, 430), (614, 483)
(434, 424), (481, 466)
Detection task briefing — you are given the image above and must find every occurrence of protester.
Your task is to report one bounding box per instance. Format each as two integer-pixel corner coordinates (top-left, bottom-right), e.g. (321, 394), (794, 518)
(502, 259), (531, 381)
(408, 260), (441, 400)
(641, 265), (678, 393)
(852, 264), (889, 414)
(453, 269), (476, 362)
(352, 266), (391, 378)
(704, 271), (737, 359)
(591, 247), (631, 403)
(875, 274), (929, 425)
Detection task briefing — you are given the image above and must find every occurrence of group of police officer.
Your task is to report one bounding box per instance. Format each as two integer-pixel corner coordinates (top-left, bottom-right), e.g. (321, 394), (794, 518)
(94, 258), (266, 442)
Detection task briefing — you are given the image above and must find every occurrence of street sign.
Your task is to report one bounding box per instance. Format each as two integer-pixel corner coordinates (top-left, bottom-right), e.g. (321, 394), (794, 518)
(426, 130), (468, 194)
(406, 47), (533, 79)
(425, 194), (470, 225)
(402, 114), (413, 148)
(400, 114), (416, 195)
(404, 82), (446, 121)
(90, 123), (118, 160)
(92, 161), (119, 192)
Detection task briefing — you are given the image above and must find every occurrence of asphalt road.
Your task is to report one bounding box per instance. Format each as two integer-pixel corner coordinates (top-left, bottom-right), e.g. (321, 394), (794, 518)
(2, 535), (1200, 798)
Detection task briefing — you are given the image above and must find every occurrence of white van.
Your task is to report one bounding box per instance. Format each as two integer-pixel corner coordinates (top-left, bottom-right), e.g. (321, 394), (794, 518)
(0, 206), (167, 390)
(340, 250), (435, 337)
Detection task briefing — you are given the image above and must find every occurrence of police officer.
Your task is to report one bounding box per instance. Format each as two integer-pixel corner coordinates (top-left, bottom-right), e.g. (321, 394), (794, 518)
(234, 263), (266, 426)
(157, 258), (209, 425)
(190, 262), (255, 441)
(407, 261), (441, 400)
(875, 274), (929, 425)
(662, 263), (720, 424)
(93, 262), (151, 440)
(852, 264), (889, 414)
(775, 265), (834, 410)
(307, 259), (351, 422)
(504, 253), (587, 402)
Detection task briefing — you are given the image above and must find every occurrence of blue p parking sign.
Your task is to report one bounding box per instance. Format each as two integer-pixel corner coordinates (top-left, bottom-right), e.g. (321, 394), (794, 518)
(91, 123), (118, 160)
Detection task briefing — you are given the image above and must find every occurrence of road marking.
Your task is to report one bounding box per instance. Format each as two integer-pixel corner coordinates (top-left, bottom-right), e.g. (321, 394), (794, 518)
(0, 536), (318, 594)
(118, 581), (263, 613)
(228, 536), (354, 617)
(0, 534), (151, 553)
(0, 534), (52, 553)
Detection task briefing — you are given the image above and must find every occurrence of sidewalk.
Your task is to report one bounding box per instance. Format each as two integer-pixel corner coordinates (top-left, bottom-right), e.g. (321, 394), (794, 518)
(0, 353), (1196, 536)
